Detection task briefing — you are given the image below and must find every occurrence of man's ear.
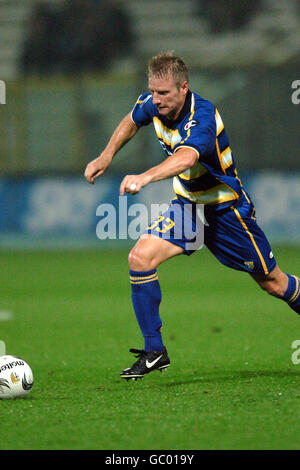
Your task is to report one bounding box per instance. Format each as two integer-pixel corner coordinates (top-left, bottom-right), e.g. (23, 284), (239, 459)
(180, 80), (189, 96)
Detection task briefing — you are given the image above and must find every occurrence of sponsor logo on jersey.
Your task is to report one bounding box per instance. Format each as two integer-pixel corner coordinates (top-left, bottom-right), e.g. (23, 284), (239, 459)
(184, 120), (199, 131)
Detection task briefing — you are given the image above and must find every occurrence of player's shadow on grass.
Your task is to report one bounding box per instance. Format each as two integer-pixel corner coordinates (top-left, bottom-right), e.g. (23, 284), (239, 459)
(160, 369), (300, 388)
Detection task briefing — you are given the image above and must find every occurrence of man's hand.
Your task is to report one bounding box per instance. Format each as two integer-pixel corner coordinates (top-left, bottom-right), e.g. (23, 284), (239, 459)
(84, 113), (139, 185)
(84, 154), (112, 184)
(120, 174), (152, 195)
(119, 148), (198, 195)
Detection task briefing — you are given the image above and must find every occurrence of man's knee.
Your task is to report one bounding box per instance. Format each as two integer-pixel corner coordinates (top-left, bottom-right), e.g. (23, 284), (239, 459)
(129, 235), (184, 272)
(128, 242), (157, 271)
(253, 268), (288, 298)
(259, 280), (284, 298)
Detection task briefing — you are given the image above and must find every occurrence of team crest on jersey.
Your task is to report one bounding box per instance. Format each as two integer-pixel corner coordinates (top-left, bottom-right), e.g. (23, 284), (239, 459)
(184, 120), (199, 131)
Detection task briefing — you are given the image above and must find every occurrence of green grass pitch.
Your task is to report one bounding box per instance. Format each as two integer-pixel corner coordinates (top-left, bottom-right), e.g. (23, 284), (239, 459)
(0, 246), (299, 450)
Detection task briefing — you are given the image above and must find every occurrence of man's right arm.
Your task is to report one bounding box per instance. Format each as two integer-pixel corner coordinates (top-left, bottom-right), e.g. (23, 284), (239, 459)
(84, 113), (139, 184)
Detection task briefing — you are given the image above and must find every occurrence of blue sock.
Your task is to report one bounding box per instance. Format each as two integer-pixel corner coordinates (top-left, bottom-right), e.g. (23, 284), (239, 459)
(129, 269), (164, 352)
(282, 274), (300, 314)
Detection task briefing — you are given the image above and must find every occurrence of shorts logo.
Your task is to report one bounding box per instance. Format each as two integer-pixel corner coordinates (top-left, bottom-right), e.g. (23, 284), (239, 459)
(244, 261), (254, 270)
(184, 120), (199, 131)
(269, 251), (274, 259)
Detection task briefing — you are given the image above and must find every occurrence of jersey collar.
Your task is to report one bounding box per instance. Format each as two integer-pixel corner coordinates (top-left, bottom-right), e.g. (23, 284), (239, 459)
(158, 90), (192, 129)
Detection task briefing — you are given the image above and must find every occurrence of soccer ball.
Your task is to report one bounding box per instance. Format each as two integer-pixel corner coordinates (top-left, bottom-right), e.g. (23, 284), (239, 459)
(0, 355), (34, 399)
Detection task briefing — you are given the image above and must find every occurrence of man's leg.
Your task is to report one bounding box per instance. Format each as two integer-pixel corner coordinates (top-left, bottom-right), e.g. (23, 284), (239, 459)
(120, 234), (184, 380)
(251, 265), (300, 314)
(128, 234), (184, 352)
(203, 195), (300, 315)
(121, 197), (202, 380)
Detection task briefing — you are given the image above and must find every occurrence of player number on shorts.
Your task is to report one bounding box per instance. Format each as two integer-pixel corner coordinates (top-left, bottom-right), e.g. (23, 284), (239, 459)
(148, 216), (175, 233)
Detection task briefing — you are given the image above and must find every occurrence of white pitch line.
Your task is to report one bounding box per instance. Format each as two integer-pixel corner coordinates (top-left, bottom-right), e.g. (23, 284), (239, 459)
(0, 311), (14, 321)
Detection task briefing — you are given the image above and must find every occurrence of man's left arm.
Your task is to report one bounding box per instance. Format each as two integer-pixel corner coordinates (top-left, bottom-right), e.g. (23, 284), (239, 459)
(120, 148), (198, 195)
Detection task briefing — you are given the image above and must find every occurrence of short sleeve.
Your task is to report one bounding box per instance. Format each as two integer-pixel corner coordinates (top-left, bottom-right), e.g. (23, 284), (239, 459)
(131, 93), (156, 127)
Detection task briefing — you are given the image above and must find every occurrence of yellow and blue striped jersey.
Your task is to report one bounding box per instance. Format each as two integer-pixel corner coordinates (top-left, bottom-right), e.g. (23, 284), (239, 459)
(131, 90), (250, 211)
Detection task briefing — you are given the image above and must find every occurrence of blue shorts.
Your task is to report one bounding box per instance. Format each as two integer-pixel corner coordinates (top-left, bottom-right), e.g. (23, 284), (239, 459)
(145, 195), (277, 275)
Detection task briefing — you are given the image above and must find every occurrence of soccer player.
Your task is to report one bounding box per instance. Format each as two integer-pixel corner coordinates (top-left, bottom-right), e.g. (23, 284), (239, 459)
(84, 52), (300, 380)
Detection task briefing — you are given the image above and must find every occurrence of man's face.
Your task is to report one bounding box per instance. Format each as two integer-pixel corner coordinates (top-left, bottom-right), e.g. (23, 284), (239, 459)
(148, 75), (188, 121)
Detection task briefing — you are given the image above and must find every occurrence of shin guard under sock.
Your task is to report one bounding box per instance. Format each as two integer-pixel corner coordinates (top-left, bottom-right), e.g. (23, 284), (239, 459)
(129, 269), (164, 351)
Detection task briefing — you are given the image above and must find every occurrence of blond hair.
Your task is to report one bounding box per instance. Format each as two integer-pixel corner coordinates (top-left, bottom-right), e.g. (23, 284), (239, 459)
(148, 52), (189, 89)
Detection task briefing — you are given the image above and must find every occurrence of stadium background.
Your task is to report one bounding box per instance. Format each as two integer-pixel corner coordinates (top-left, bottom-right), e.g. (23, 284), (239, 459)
(0, 0), (299, 247)
(1, 0), (300, 451)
